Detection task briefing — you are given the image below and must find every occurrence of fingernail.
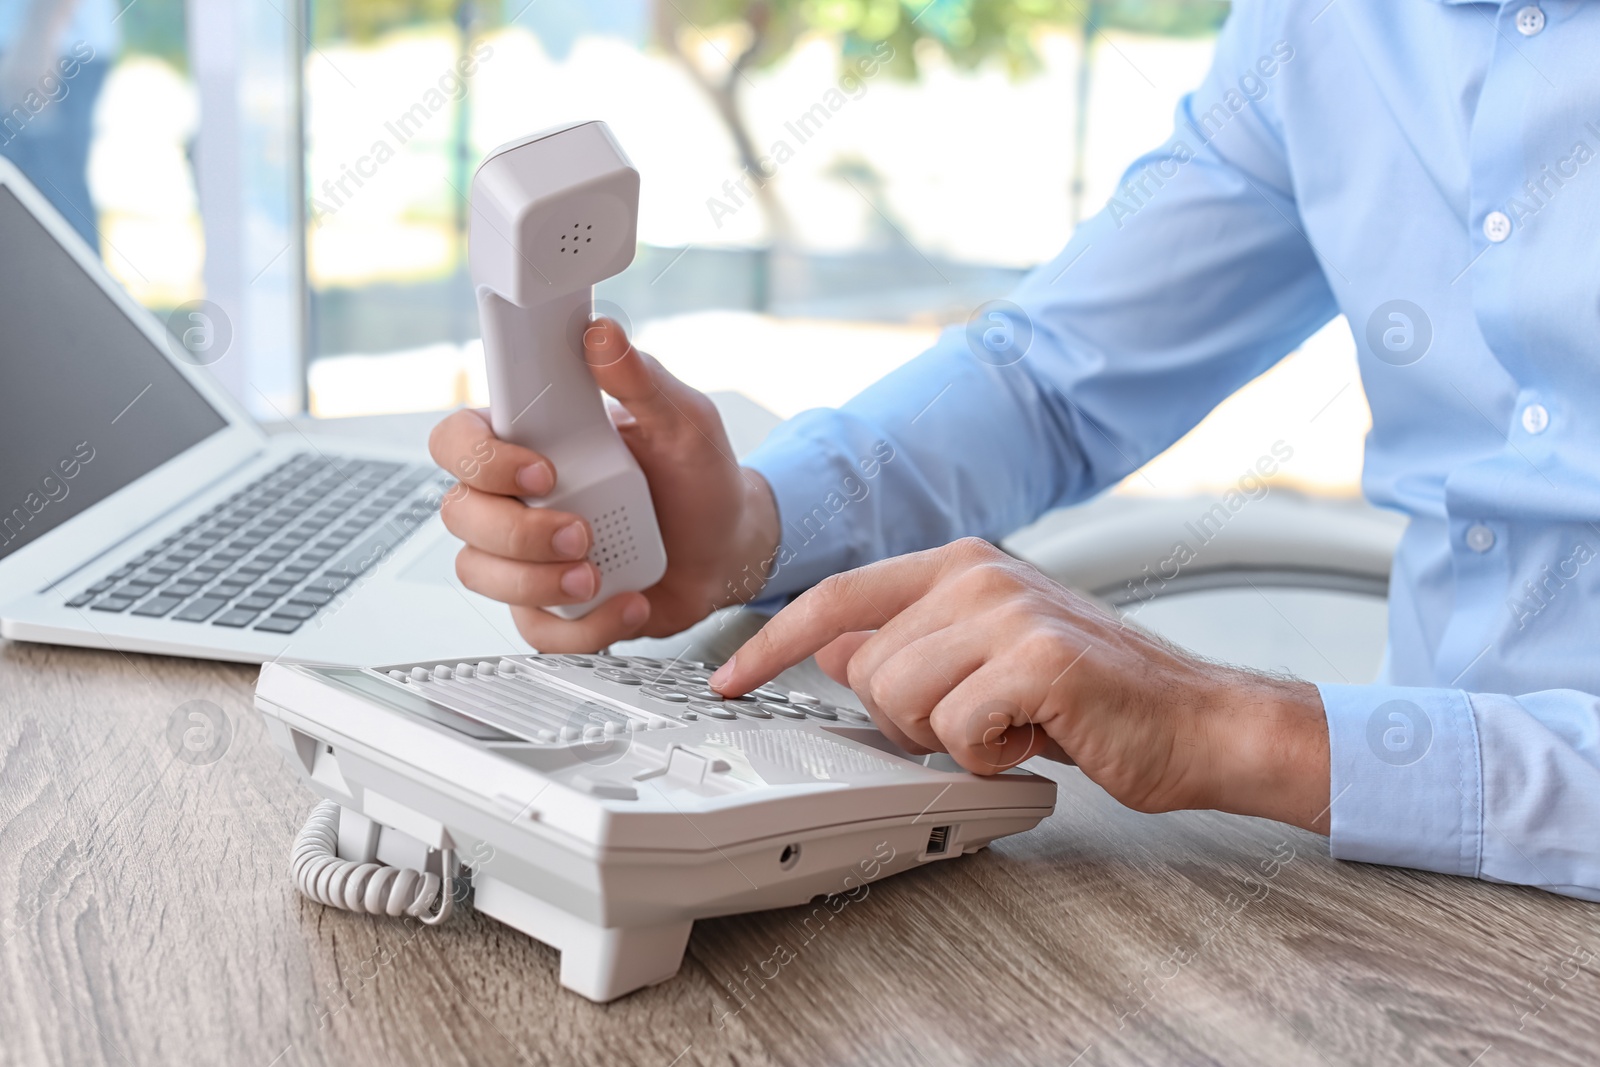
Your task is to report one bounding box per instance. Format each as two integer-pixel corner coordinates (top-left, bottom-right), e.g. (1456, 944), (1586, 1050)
(551, 521), (588, 560)
(560, 564), (595, 599)
(517, 462), (553, 496)
(622, 597), (649, 628)
(709, 655), (736, 690)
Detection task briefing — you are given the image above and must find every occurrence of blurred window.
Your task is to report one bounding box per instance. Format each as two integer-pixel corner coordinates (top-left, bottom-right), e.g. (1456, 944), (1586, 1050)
(0, 0), (1370, 500)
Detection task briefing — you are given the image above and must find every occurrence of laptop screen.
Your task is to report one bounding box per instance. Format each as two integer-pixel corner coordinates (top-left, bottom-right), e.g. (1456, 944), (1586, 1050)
(0, 186), (229, 562)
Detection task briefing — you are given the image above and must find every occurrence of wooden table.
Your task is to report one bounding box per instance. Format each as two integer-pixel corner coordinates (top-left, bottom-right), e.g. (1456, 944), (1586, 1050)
(4, 634), (1598, 1067)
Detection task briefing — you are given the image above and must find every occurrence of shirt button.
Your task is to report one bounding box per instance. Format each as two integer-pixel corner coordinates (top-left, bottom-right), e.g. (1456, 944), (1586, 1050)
(1466, 525), (1496, 553)
(1521, 403), (1550, 434)
(1483, 211), (1512, 242)
(1515, 6), (1545, 35)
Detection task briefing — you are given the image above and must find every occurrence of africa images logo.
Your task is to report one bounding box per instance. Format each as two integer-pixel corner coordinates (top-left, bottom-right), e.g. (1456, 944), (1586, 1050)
(1364, 300), (1432, 367)
(1365, 699), (1432, 767)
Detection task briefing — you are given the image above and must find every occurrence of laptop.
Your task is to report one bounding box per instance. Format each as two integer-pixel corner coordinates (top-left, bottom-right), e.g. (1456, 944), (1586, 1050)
(0, 157), (526, 665)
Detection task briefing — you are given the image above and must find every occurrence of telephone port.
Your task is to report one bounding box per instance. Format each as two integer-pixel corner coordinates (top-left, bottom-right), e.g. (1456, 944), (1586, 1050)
(926, 826), (951, 856)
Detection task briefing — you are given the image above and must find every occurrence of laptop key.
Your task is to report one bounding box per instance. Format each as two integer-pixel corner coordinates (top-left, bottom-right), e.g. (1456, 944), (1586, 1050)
(212, 608), (259, 627)
(91, 596), (135, 612)
(173, 596), (228, 622)
(326, 533), (395, 577)
(254, 614), (304, 634)
(270, 602), (318, 621)
(65, 592), (97, 608)
(302, 575), (350, 595)
(236, 595), (278, 612)
(289, 588), (334, 606)
(131, 595), (185, 617)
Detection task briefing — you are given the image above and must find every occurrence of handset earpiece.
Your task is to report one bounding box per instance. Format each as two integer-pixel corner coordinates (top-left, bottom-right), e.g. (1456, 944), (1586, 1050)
(470, 121), (667, 620)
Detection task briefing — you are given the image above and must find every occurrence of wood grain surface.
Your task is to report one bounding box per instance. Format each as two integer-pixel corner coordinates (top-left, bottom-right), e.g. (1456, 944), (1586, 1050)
(3, 636), (1598, 1067)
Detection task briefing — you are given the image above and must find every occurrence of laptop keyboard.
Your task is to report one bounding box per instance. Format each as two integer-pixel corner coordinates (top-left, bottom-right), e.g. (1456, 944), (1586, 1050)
(63, 453), (451, 634)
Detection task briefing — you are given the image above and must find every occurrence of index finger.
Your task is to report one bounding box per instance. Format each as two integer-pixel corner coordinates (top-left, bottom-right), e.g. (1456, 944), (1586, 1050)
(710, 549), (945, 696)
(428, 408), (555, 497)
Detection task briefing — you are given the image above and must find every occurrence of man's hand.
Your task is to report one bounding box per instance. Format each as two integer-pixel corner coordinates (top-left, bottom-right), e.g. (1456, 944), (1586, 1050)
(428, 319), (780, 651)
(710, 538), (1332, 833)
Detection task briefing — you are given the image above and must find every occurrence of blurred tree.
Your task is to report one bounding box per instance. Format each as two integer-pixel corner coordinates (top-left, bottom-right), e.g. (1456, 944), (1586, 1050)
(117, 0), (189, 70)
(309, 0), (465, 43)
(656, 0), (1228, 237)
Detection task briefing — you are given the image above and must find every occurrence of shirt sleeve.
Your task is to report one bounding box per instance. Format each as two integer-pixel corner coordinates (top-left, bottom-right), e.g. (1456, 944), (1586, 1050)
(744, 0), (1338, 596)
(1321, 683), (1600, 901)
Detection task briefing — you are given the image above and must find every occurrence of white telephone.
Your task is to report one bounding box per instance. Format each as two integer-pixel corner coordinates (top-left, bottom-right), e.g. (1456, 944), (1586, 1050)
(471, 121), (667, 619)
(260, 651), (1056, 1001)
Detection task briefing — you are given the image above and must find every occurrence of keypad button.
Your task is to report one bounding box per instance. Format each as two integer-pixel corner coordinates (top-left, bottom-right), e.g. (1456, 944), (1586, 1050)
(686, 700), (738, 720)
(803, 705), (840, 721)
(594, 668), (644, 685)
(559, 654), (598, 667)
(634, 668), (684, 687)
(759, 701), (808, 720)
(734, 704), (773, 719)
(832, 706), (872, 723)
(642, 685), (689, 703)
(594, 655), (630, 667)
(788, 691), (821, 705)
(751, 687), (790, 703)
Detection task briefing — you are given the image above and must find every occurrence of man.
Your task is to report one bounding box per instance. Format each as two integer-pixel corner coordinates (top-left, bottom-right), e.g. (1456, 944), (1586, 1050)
(431, 0), (1600, 899)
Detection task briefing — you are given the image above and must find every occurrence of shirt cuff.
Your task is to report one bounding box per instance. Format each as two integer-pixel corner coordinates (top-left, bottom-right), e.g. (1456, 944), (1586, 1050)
(743, 411), (874, 599)
(1317, 683), (1483, 879)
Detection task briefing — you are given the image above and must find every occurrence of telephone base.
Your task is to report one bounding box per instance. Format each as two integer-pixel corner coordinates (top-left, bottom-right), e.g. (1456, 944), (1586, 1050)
(473, 875), (693, 1001)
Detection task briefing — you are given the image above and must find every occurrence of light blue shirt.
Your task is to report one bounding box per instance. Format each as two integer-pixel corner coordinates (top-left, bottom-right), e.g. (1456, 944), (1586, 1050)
(745, 0), (1600, 899)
